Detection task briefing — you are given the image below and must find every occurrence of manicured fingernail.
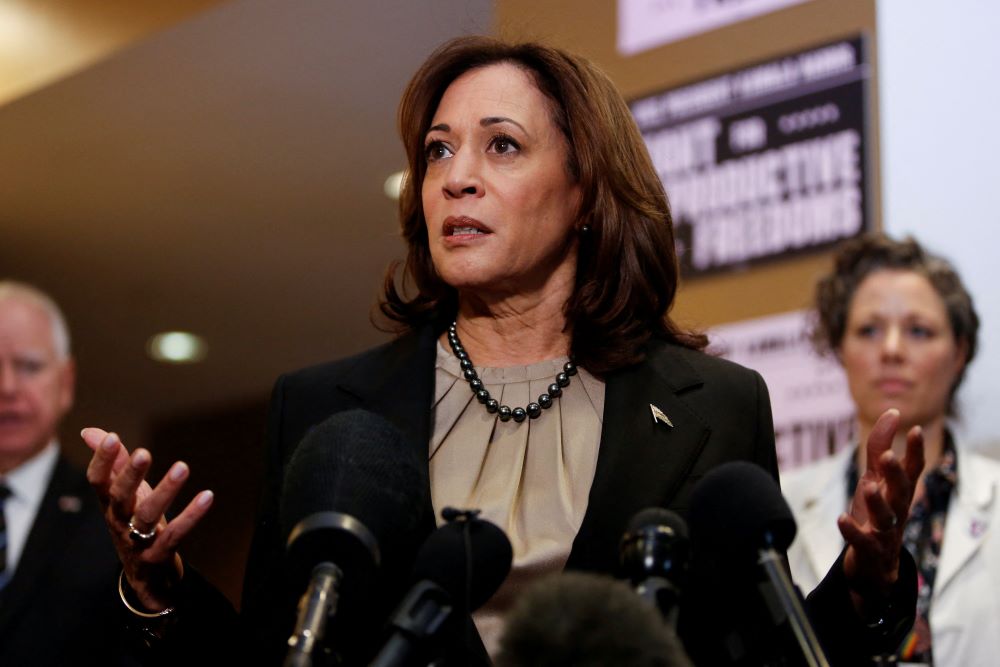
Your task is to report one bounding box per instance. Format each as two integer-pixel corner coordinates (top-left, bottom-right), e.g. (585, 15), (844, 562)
(101, 434), (118, 451)
(169, 462), (187, 481)
(132, 450), (150, 467)
(197, 490), (214, 507)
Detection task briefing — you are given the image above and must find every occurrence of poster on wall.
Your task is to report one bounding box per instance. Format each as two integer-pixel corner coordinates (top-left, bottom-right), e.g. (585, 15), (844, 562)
(631, 36), (871, 277)
(618, 0), (813, 55)
(710, 310), (856, 470)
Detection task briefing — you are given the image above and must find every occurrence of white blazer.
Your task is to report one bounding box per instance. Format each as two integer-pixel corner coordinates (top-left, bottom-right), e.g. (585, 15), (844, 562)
(781, 446), (1000, 667)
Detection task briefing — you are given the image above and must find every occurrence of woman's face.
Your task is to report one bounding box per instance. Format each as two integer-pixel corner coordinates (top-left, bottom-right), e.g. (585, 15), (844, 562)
(839, 269), (967, 431)
(421, 62), (582, 298)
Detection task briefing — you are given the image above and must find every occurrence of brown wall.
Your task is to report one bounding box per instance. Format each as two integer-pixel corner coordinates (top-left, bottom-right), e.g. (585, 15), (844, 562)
(146, 399), (268, 607)
(495, 0), (879, 330)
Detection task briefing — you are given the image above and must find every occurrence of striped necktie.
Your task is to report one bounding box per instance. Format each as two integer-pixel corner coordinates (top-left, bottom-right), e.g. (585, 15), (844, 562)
(0, 482), (11, 592)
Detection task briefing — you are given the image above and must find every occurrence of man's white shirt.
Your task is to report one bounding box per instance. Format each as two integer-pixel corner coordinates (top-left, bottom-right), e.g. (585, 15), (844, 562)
(1, 441), (59, 576)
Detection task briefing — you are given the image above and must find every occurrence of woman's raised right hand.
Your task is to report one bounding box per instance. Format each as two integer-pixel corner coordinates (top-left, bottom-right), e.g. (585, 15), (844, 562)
(82, 427), (214, 611)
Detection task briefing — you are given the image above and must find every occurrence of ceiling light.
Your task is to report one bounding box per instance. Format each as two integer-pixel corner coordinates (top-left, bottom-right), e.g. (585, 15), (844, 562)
(383, 170), (406, 200)
(146, 331), (207, 364)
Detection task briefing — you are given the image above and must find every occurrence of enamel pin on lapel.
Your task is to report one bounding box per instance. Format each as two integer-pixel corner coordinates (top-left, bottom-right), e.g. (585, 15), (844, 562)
(58, 495), (83, 513)
(649, 404), (673, 427)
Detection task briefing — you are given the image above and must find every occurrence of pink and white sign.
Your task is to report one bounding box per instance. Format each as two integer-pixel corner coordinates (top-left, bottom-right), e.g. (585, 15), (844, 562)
(618, 0), (813, 55)
(710, 309), (855, 470)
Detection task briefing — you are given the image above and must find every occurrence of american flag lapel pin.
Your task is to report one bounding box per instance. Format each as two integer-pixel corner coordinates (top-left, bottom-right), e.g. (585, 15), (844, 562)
(649, 404), (673, 428)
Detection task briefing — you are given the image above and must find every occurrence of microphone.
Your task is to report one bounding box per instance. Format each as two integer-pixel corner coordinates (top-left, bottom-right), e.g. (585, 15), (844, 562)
(280, 409), (428, 667)
(619, 507), (690, 627)
(682, 461), (829, 667)
(370, 510), (513, 667)
(495, 571), (693, 667)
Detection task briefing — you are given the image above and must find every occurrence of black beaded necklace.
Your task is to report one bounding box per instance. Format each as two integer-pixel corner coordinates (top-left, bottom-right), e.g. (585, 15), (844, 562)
(447, 321), (577, 423)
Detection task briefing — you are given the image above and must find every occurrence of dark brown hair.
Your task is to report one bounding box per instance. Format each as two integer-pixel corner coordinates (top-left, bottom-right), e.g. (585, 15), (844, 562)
(378, 36), (705, 375)
(813, 233), (979, 414)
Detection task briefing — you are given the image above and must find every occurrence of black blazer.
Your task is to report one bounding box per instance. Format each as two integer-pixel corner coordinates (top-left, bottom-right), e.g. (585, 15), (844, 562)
(163, 326), (912, 665)
(0, 455), (134, 667)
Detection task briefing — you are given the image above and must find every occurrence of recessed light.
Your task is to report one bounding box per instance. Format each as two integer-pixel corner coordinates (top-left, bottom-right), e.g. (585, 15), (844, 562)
(383, 170), (406, 200)
(146, 331), (207, 364)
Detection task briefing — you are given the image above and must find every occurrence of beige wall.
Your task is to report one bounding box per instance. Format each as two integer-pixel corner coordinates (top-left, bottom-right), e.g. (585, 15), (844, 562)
(495, 0), (879, 330)
(0, 0), (227, 106)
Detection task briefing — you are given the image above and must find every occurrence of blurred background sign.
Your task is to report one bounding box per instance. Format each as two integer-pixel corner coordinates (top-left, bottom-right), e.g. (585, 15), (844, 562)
(711, 310), (856, 470)
(631, 37), (871, 276)
(617, 0), (813, 55)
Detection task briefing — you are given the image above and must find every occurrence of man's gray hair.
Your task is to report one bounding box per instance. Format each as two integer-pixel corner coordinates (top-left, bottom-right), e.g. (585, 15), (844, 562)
(0, 280), (72, 359)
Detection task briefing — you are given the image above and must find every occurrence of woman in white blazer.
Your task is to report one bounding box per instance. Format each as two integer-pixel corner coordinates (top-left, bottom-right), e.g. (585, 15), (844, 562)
(783, 234), (997, 667)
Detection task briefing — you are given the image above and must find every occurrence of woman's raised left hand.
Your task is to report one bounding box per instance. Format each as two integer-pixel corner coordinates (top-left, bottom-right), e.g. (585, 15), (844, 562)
(838, 408), (924, 609)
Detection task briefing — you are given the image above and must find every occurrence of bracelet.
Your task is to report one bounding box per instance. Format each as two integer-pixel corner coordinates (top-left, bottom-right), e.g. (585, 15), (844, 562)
(118, 570), (176, 619)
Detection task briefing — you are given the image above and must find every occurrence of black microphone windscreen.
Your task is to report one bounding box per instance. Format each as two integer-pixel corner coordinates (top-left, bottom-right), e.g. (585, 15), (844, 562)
(280, 409), (428, 548)
(496, 572), (693, 667)
(626, 507), (689, 538)
(621, 507), (690, 589)
(687, 461), (796, 556)
(412, 518), (512, 612)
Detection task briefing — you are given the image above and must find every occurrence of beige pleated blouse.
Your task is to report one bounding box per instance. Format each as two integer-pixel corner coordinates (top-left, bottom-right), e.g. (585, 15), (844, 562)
(429, 340), (605, 656)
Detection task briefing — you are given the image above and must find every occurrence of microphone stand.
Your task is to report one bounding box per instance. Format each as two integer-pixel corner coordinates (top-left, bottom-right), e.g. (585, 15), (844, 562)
(757, 549), (830, 667)
(284, 562), (342, 667)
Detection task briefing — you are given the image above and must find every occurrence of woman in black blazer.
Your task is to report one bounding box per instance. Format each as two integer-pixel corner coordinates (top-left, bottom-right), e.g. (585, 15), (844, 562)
(84, 36), (921, 665)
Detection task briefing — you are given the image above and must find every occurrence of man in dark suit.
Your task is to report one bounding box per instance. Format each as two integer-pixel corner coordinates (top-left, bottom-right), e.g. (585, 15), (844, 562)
(0, 281), (131, 666)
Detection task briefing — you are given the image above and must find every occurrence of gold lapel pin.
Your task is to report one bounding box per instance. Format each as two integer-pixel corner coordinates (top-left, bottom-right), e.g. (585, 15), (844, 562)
(649, 404), (673, 427)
